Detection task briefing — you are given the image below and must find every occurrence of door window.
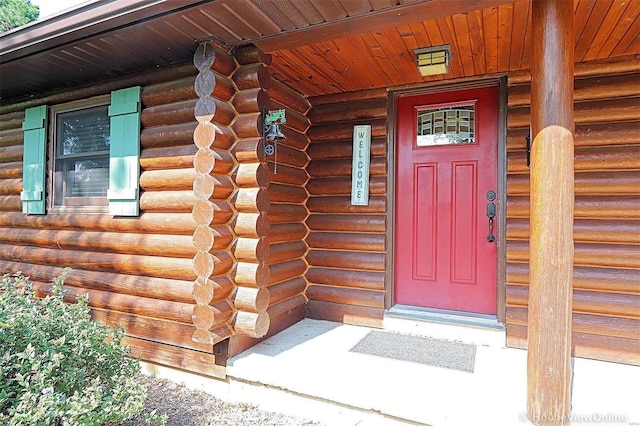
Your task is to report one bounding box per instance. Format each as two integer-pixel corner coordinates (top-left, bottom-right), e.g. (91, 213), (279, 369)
(416, 103), (476, 147)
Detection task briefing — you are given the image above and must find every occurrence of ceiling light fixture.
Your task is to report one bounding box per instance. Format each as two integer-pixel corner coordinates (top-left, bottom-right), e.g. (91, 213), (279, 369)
(414, 45), (452, 76)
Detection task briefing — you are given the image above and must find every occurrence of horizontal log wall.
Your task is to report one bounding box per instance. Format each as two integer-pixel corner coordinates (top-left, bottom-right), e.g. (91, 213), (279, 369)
(305, 88), (388, 327)
(506, 56), (640, 365)
(264, 77), (310, 337)
(0, 55), (237, 378)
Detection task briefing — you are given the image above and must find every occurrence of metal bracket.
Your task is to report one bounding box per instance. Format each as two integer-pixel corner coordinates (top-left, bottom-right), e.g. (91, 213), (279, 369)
(262, 108), (287, 174)
(264, 109), (286, 125)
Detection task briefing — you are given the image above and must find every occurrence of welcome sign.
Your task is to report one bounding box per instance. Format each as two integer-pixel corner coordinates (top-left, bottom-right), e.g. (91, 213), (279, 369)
(351, 125), (371, 206)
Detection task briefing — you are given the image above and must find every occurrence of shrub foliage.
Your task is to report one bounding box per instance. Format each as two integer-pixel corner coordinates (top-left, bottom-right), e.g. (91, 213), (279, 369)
(0, 271), (146, 425)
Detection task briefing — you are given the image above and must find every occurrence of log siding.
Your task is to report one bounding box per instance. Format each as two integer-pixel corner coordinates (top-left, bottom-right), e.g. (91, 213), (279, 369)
(191, 43), (236, 346)
(302, 55), (639, 365)
(226, 47), (311, 357)
(305, 89), (388, 327)
(1, 43), (637, 374)
(506, 58), (640, 365)
(263, 78), (310, 339)
(228, 45), (273, 350)
(0, 60), (231, 378)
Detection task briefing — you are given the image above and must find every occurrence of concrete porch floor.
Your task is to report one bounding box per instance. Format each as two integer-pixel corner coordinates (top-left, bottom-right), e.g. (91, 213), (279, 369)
(146, 317), (640, 426)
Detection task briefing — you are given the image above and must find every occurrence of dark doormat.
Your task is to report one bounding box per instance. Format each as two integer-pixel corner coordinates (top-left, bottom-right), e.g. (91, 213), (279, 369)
(350, 330), (476, 373)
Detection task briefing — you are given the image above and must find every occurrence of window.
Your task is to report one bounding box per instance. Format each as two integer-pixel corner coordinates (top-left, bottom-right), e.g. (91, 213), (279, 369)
(52, 101), (111, 211)
(21, 86), (142, 216)
(416, 103), (476, 147)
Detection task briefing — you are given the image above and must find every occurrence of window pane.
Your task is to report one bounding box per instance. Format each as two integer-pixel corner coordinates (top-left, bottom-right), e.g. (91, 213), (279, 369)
(58, 106), (110, 156)
(64, 157), (109, 197)
(53, 103), (110, 209)
(416, 104), (475, 147)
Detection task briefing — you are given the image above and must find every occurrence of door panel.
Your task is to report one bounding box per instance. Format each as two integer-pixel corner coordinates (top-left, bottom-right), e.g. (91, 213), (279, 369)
(451, 161), (477, 284)
(414, 163), (437, 281)
(395, 86), (498, 314)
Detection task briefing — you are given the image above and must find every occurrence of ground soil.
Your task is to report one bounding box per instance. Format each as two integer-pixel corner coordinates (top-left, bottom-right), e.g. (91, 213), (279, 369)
(115, 374), (322, 426)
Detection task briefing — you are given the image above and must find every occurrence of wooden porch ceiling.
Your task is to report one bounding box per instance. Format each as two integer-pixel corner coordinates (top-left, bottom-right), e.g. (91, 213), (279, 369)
(268, 0), (640, 96)
(0, 0), (638, 102)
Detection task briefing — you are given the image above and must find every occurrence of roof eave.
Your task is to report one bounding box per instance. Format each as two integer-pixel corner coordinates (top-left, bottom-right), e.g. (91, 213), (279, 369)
(0, 0), (206, 64)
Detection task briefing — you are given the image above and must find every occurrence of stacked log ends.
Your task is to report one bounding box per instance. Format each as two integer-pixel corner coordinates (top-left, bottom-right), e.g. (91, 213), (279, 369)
(229, 45), (271, 338)
(191, 42), (234, 344)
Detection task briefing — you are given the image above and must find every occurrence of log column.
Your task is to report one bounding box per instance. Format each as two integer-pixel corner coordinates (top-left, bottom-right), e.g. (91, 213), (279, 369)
(527, 1), (574, 424)
(191, 43), (235, 345)
(229, 45), (272, 338)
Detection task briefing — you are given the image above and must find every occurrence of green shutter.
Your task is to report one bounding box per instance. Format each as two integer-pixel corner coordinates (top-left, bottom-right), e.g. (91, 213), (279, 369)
(21, 105), (48, 215)
(108, 86), (141, 216)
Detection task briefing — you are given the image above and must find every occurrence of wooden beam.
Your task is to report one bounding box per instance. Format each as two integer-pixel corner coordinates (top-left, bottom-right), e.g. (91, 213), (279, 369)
(251, 0), (517, 53)
(527, 1), (575, 425)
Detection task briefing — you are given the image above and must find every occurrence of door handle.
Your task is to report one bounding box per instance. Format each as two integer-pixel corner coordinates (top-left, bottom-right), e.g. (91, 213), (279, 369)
(486, 190), (496, 243)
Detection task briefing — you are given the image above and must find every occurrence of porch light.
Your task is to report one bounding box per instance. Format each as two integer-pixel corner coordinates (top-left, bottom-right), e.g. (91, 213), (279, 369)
(414, 45), (452, 76)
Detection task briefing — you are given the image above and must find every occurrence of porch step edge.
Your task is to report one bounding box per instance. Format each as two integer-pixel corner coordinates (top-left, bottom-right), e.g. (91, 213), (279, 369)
(385, 305), (506, 347)
(226, 375), (429, 426)
(140, 361), (426, 426)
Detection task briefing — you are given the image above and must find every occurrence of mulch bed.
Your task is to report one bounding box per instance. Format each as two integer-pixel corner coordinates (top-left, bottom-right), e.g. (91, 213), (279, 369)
(110, 374), (321, 426)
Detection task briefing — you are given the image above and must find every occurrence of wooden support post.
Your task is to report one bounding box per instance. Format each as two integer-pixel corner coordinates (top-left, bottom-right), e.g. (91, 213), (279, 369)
(528, 0), (575, 424)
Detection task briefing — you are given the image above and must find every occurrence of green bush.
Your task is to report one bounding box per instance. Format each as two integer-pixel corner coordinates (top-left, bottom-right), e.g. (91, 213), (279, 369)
(0, 271), (146, 425)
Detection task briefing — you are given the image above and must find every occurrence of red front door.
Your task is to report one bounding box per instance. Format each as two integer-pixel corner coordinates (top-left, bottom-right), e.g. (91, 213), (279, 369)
(395, 86), (498, 315)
